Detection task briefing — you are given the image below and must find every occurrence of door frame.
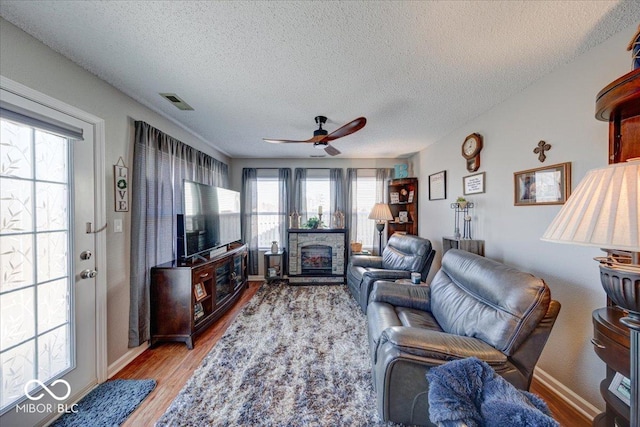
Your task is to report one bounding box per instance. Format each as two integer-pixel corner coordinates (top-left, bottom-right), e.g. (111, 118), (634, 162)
(0, 75), (108, 384)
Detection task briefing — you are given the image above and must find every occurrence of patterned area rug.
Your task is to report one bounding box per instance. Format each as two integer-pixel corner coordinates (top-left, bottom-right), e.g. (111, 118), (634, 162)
(51, 379), (156, 427)
(156, 282), (391, 426)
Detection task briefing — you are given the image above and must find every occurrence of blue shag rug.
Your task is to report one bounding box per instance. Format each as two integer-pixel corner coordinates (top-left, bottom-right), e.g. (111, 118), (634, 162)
(51, 379), (156, 427)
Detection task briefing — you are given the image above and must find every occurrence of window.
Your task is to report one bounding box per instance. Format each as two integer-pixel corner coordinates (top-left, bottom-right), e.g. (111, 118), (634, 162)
(256, 171), (280, 249)
(351, 170), (377, 249)
(304, 169), (330, 222)
(0, 118), (72, 411)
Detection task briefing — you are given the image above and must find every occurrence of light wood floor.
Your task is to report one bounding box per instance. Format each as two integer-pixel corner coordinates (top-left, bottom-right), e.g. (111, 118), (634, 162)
(114, 281), (591, 427)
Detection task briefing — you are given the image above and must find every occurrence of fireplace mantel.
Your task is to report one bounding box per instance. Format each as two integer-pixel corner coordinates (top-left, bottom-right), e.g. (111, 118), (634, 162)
(287, 229), (347, 285)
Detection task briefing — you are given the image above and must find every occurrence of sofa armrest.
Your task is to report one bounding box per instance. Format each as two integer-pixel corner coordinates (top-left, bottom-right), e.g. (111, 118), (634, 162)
(369, 281), (431, 311)
(361, 269), (412, 283)
(350, 255), (383, 268)
(379, 326), (508, 365)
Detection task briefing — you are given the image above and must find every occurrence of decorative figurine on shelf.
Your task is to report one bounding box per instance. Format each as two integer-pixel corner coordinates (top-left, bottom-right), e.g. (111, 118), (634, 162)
(271, 241), (279, 254)
(289, 211), (300, 229)
(332, 210), (345, 229)
(628, 24), (640, 70)
(399, 188), (409, 202)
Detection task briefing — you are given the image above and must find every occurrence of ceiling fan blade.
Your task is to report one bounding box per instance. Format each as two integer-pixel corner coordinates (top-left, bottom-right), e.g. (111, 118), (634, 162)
(324, 144), (341, 156)
(263, 137), (315, 144)
(324, 117), (367, 142)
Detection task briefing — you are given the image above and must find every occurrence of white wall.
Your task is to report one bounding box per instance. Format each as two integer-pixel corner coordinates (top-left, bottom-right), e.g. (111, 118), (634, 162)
(0, 18), (229, 367)
(415, 24), (637, 410)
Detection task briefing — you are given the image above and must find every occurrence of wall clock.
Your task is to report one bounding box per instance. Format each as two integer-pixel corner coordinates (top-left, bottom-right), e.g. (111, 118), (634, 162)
(462, 133), (483, 172)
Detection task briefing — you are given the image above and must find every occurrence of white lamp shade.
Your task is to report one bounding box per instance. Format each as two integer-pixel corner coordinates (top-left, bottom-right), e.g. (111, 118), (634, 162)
(541, 160), (640, 252)
(368, 203), (393, 221)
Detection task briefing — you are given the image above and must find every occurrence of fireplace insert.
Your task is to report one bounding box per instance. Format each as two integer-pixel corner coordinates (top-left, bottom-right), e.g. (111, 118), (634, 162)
(301, 244), (332, 275)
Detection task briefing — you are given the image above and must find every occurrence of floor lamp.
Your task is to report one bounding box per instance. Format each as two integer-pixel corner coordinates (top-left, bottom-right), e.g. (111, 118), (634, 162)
(541, 160), (639, 426)
(369, 203), (393, 255)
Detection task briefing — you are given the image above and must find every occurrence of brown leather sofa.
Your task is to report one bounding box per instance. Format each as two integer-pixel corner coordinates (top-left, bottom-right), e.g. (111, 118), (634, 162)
(366, 249), (561, 426)
(346, 233), (435, 313)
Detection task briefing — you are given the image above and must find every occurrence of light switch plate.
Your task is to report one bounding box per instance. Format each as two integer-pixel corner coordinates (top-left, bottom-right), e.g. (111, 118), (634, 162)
(114, 219), (123, 233)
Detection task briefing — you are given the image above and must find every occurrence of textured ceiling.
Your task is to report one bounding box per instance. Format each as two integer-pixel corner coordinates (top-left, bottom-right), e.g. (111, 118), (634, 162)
(1, 1), (639, 159)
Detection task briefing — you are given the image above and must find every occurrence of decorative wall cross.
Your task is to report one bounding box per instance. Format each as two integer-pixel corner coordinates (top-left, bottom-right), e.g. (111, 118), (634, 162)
(534, 140), (551, 162)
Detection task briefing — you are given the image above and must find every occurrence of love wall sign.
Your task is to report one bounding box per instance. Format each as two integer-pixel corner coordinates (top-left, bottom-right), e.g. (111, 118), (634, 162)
(114, 157), (129, 212)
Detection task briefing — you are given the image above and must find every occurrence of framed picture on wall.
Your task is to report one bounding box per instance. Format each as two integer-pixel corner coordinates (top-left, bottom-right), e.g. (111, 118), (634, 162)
(514, 162), (571, 206)
(429, 170), (447, 200)
(463, 172), (485, 195)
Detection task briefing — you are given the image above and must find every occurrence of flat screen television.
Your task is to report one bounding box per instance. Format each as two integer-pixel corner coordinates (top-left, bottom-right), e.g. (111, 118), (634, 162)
(178, 180), (242, 259)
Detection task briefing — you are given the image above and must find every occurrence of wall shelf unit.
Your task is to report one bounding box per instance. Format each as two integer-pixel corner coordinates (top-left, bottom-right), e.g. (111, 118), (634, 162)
(387, 177), (418, 239)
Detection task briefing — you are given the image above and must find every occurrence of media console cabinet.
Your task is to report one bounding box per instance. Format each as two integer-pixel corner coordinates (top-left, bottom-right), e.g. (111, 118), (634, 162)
(150, 243), (248, 349)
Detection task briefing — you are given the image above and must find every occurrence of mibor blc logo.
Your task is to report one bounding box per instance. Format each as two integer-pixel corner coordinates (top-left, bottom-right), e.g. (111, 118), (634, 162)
(15, 379), (78, 414)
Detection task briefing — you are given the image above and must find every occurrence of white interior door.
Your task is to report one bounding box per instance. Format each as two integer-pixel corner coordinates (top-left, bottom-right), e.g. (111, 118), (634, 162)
(0, 84), (106, 426)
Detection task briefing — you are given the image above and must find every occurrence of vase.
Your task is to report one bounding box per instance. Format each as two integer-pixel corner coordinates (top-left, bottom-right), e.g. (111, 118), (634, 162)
(271, 241), (279, 254)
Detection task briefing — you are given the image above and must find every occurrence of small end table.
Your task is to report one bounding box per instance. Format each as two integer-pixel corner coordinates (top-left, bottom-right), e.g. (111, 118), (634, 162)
(264, 250), (286, 283)
(442, 237), (485, 256)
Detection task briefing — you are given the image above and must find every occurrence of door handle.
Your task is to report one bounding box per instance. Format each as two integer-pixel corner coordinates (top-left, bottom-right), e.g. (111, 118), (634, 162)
(80, 269), (98, 279)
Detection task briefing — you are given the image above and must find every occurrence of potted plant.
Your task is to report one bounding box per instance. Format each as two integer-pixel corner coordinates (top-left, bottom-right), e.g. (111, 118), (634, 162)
(456, 196), (468, 209)
(304, 216), (322, 229)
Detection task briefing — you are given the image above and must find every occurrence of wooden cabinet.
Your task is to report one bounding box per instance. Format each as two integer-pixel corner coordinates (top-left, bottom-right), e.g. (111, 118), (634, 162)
(596, 68), (640, 164)
(150, 243), (247, 349)
(387, 178), (418, 239)
(592, 307), (631, 427)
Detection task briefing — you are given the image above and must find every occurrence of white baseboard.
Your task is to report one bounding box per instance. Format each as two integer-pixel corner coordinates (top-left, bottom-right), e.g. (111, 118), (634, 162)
(534, 367), (601, 421)
(249, 275), (265, 282)
(107, 342), (149, 378)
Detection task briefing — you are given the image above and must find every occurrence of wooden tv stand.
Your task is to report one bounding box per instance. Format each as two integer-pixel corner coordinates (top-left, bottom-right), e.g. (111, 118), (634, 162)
(150, 243), (247, 349)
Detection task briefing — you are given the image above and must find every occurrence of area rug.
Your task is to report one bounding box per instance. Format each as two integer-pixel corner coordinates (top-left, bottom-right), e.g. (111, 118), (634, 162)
(51, 379), (156, 427)
(156, 282), (391, 426)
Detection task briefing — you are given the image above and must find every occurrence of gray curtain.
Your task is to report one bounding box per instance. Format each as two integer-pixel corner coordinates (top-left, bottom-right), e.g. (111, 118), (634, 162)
(345, 168), (357, 246)
(293, 168), (307, 223)
(278, 168), (291, 251)
(129, 121), (229, 347)
(241, 168), (259, 275)
(329, 168), (345, 226)
(374, 168), (393, 254)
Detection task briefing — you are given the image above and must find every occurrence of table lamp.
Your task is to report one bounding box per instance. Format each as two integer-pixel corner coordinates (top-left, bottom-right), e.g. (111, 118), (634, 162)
(369, 203), (393, 255)
(541, 159), (639, 426)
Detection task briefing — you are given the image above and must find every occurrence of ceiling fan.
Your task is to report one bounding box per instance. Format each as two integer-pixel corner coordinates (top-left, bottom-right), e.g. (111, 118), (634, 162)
(263, 116), (367, 156)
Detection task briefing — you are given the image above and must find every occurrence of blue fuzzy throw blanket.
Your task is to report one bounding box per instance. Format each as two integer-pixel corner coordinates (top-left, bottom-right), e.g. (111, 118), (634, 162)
(426, 357), (559, 427)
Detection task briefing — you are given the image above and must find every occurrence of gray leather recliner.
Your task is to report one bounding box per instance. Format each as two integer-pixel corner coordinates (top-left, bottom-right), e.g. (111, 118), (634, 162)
(366, 249), (561, 427)
(346, 233), (435, 313)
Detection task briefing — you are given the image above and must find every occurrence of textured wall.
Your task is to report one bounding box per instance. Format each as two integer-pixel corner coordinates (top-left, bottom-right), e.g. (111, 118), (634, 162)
(414, 24), (637, 411)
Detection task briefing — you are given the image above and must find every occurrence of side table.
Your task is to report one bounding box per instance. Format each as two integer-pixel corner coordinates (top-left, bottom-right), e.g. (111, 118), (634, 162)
(592, 306), (630, 427)
(264, 250), (286, 283)
(442, 237), (485, 256)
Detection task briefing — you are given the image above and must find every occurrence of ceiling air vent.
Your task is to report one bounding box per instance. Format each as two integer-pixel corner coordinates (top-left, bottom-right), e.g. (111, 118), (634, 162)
(310, 154), (326, 158)
(159, 93), (194, 111)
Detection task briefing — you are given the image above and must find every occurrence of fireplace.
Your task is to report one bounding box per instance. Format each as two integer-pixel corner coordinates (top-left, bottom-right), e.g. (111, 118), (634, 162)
(301, 245), (332, 275)
(287, 230), (347, 284)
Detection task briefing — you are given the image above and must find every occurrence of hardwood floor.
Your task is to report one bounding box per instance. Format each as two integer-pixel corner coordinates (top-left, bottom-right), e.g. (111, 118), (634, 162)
(114, 280), (591, 427)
